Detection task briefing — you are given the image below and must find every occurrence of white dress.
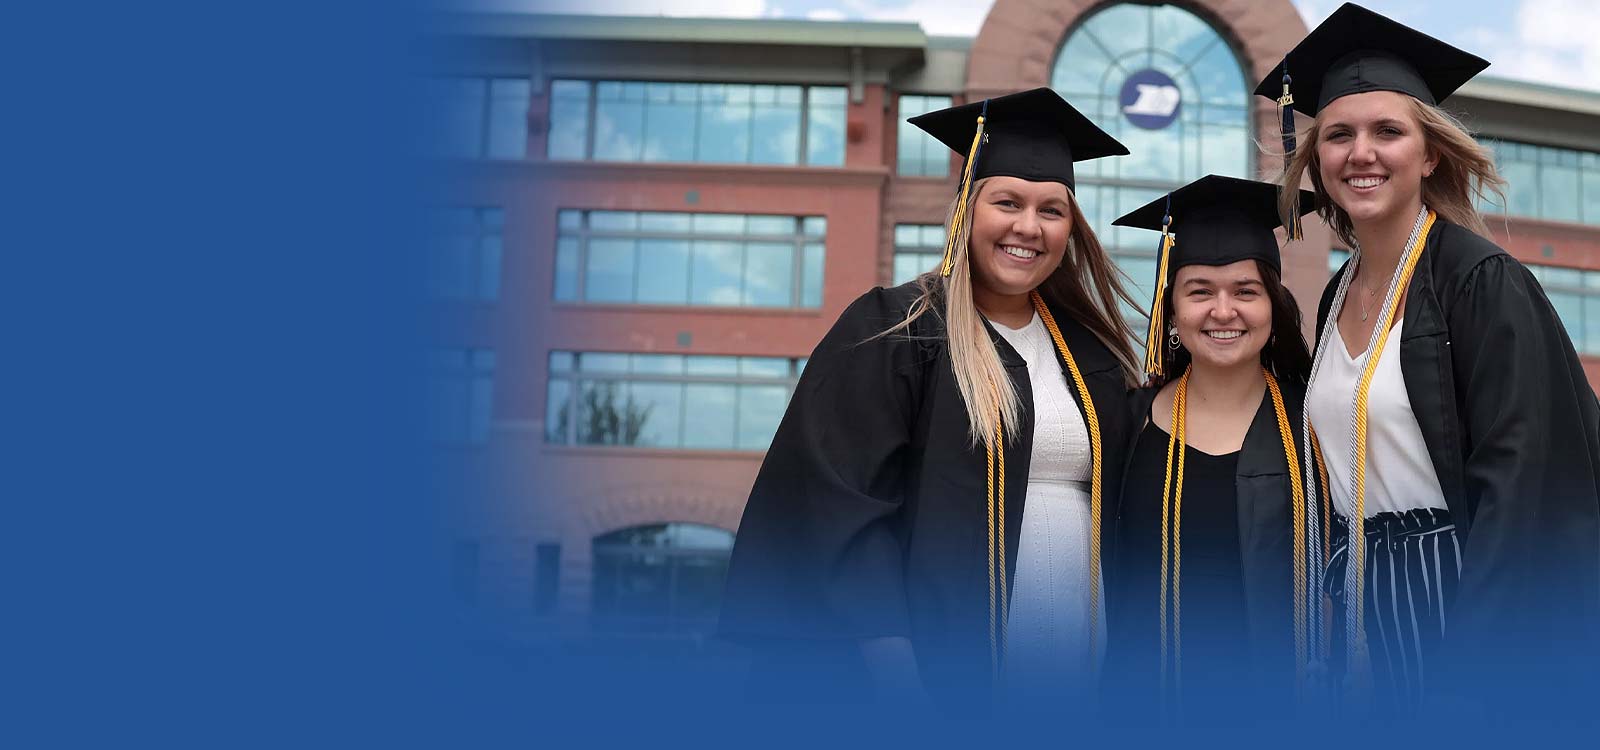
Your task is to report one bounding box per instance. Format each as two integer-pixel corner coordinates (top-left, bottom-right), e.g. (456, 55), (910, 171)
(991, 312), (1102, 693)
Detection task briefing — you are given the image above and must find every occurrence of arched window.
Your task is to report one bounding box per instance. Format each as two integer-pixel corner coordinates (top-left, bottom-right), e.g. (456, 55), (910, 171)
(1051, 2), (1253, 325)
(591, 522), (735, 634)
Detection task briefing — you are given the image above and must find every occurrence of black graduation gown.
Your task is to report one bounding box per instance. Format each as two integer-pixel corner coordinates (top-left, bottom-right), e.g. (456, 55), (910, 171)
(719, 280), (1134, 710)
(1105, 380), (1312, 713)
(1315, 219), (1600, 704)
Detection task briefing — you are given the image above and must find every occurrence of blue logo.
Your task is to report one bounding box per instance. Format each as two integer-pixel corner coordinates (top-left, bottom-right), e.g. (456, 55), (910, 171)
(1119, 69), (1181, 130)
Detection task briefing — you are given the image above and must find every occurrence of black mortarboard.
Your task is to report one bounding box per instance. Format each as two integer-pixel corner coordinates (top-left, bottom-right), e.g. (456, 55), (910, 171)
(1112, 175), (1316, 377)
(1256, 2), (1488, 117)
(909, 87), (1126, 193)
(908, 87), (1127, 275)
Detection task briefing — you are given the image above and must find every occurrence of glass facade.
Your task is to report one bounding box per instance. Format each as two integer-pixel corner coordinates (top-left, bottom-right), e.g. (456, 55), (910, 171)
(893, 224), (946, 285)
(1480, 139), (1600, 226)
(554, 210), (826, 308)
(897, 95), (952, 177)
(431, 348), (496, 444)
(591, 523), (735, 634)
(426, 77), (530, 159)
(1050, 3), (1253, 334)
(547, 80), (846, 166)
(1526, 263), (1600, 355)
(545, 351), (803, 451)
(428, 207), (502, 302)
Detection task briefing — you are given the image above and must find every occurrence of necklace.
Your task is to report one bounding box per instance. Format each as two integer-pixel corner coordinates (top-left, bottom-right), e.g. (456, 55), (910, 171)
(1301, 205), (1433, 684)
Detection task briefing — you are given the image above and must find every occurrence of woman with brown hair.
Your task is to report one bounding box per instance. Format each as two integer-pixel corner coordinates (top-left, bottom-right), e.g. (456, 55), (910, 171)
(1263, 2), (1600, 716)
(720, 88), (1140, 711)
(1103, 175), (1321, 722)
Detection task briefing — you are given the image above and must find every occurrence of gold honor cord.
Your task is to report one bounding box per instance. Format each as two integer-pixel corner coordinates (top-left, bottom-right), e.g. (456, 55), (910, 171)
(1343, 210), (1436, 677)
(1029, 291), (1107, 667)
(1156, 368), (1306, 706)
(1265, 369), (1310, 691)
(1159, 371), (1190, 705)
(985, 390), (1008, 678)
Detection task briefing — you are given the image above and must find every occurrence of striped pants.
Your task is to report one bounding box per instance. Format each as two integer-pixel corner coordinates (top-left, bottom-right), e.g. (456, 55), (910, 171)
(1327, 508), (1461, 716)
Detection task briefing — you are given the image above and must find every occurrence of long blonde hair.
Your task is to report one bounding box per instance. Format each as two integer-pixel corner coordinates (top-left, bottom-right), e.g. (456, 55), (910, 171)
(1278, 96), (1506, 246)
(883, 177), (1140, 450)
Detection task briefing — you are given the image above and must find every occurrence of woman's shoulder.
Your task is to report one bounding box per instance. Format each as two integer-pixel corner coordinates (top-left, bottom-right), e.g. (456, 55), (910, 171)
(1426, 219), (1519, 296)
(829, 280), (943, 337)
(808, 280), (944, 371)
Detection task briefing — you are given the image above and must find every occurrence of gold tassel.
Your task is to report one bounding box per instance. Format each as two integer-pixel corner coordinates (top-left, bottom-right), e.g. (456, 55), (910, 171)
(940, 104), (988, 277)
(1143, 217), (1175, 378)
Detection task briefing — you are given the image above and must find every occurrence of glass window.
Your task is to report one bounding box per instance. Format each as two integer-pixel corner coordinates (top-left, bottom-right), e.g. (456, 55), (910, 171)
(807, 86), (847, 167)
(427, 77), (485, 158)
(593, 82), (645, 162)
(737, 385), (789, 450)
(547, 351), (803, 450)
(1584, 170), (1600, 225)
(547, 80), (590, 160)
(628, 381), (683, 447)
(1050, 2), (1251, 348)
(486, 78), (530, 159)
(897, 95), (952, 177)
(801, 242), (825, 307)
(892, 223), (945, 285)
(555, 210), (824, 308)
(1329, 248), (1352, 274)
(634, 239), (691, 304)
(690, 240), (744, 306)
(584, 239), (636, 303)
(547, 80), (845, 166)
(742, 242), (794, 307)
(640, 82), (697, 162)
(591, 523), (735, 634)
(682, 384), (737, 448)
(1481, 137), (1600, 225)
(750, 85), (803, 165)
(430, 348), (495, 445)
(428, 207), (503, 303)
(426, 77), (529, 159)
(1523, 261), (1600, 355)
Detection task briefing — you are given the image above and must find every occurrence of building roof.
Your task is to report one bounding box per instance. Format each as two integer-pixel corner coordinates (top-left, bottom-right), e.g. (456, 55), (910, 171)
(1458, 75), (1600, 118)
(426, 12), (928, 51)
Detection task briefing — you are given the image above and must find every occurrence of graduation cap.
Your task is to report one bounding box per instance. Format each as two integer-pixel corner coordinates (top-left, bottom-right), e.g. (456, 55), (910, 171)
(1112, 175), (1317, 378)
(909, 87), (1128, 276)
(1256, 2), (1488, 224)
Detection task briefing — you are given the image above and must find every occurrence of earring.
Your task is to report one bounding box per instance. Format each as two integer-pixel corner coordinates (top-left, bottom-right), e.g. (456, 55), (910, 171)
(1168, 327), (1181, 351)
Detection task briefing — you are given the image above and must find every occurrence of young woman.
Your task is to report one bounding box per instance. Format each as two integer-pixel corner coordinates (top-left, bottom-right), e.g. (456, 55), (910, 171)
(1263, 2), (1600, 715)
(1103, 175), (1320, 720)
(720, 88), (1141, 711)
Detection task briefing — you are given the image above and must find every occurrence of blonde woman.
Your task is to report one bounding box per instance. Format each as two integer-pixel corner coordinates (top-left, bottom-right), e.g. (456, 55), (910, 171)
(721, 89), (1140, 711)
(1263, 3), (1600, 715)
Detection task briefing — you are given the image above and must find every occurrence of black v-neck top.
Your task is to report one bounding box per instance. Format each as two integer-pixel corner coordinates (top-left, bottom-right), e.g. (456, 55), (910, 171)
(1112, 419), (1250, 706)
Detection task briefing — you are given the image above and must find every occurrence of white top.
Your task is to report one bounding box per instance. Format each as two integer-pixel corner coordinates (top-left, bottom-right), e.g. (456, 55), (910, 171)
(1306, 318), (1448, 519)
(990, 312), (1101, 690)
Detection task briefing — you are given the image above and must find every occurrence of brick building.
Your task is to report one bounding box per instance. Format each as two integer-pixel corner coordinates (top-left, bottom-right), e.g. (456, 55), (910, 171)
(422, 1), (1600, 646)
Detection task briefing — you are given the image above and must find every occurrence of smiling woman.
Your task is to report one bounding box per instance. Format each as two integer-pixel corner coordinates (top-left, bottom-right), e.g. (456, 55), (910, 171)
(1266, 2), (1600, 719)
(720, 88), (1143, 711)
(1103, 175), (1321, 718)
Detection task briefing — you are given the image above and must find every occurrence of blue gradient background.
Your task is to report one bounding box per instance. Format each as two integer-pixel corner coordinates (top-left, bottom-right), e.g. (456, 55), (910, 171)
(8, 2), (1597, 745)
